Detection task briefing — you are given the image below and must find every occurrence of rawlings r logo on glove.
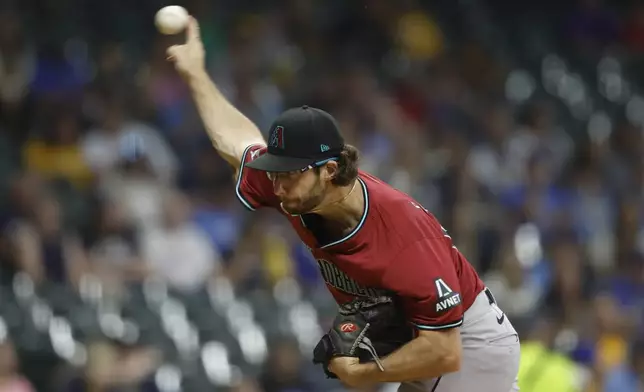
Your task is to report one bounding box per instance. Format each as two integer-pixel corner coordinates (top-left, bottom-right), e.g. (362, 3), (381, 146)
(312, 296), (415, 378)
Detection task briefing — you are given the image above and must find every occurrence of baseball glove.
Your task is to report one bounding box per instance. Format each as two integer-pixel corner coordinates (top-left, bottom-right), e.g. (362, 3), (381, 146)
(312, 296), (415, 378)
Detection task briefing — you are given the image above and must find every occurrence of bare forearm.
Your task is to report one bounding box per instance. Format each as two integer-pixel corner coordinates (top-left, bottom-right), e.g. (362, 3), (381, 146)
(188, 71), (265, 167)
(360, 334), (460, 383)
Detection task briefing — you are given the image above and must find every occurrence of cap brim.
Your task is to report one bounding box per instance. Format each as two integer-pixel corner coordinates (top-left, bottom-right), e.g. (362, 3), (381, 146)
(244, 153), (314, 172)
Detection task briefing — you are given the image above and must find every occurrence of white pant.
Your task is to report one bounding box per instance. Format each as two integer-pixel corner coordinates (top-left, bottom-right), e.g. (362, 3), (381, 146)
(397, 289), (521, 392)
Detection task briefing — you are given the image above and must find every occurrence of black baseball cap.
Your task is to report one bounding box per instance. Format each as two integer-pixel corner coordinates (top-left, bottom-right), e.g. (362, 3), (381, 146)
(245, 105), (344, 172)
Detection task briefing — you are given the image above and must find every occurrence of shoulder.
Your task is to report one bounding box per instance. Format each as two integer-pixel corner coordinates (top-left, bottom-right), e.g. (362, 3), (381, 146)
(235, 143), (269, 181)
(362, 173), (443, 242)
(242, 143), (268, 162)
(236, 143), (267, 174)
(358, 173), (446, 267)
(234, 143), (277, 211)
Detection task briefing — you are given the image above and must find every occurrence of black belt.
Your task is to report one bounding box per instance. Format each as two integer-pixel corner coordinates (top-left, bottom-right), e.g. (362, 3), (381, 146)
(484, 287), (497, 305)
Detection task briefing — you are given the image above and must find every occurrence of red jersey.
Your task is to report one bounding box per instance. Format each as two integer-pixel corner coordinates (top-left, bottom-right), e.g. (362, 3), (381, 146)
(236, 144), (485, 330)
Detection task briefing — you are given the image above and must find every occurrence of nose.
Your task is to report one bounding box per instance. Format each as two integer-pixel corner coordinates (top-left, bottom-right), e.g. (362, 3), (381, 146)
(272, 178), (286, 197)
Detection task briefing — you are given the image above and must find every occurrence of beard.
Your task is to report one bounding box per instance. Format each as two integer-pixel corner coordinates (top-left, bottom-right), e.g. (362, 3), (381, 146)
(280, 180), (327, 215)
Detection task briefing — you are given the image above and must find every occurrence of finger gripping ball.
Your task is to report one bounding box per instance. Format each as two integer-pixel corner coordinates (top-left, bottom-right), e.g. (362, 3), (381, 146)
(155, 6), (189, 35)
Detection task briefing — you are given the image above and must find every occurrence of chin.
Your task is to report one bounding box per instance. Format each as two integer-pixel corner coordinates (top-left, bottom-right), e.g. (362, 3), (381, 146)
(281, 197), (321, 215)
(281, 202), (308, 215)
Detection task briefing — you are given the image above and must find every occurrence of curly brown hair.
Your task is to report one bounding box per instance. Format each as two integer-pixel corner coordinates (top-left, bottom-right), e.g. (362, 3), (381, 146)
(330, 144), (360, 186)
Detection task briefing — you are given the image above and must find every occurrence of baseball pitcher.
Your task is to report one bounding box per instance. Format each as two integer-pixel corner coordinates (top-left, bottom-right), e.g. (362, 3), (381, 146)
(167, 16), (521, 392)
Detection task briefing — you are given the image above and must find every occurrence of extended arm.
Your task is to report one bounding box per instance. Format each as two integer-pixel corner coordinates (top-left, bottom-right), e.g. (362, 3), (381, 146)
(167, 17), (265, 169)
(356, 328), (461, 383)
(186, 70), (265, 169)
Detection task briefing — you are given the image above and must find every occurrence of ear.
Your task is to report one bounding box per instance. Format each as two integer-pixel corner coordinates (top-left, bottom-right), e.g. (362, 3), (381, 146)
(322, 161), (339, 181)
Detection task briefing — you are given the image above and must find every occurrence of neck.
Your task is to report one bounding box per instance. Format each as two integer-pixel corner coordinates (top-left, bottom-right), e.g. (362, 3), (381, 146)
(311, 179), (364, 228)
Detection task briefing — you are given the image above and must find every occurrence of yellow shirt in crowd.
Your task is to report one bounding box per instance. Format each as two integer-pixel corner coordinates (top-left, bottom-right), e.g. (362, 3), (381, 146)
(23, 140), (93, 188)
(518, 341), (584, 392)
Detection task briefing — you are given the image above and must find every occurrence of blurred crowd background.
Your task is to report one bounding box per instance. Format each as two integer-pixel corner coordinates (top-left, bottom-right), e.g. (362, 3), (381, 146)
(0, 0), (642, 391)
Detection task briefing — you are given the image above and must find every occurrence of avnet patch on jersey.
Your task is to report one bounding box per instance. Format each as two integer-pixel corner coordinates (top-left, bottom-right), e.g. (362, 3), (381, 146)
(434, 278), (462, 312)
(435, 292), (461, 312)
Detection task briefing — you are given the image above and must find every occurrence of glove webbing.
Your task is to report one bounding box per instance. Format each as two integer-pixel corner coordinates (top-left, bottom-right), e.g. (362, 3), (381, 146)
(350, 323), (385, 372)
(358, 335), (385, 371)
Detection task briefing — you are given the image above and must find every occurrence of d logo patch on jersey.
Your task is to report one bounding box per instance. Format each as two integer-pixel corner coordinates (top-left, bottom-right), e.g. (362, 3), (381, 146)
(434, 278), (462, 312)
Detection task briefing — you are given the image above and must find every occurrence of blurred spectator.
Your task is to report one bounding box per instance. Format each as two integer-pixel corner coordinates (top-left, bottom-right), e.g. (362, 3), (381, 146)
(141, 189), (221, 293)
(188, 150), (245, 259)
(466, 103), (520, 193)
(230, 377), (263, 392)
(513, 102), (573, 181)
(139, 37), (192, 133)
(622, 3), (644, 53)
(207, 14), (285, 133)
(0, 339), (34, 392)
(569, 147), (616, 271)
(8, 193), (88, 287)
(262, 226), (298, 287)
(81, 97), (178, 184)
(396, 7), (444, 62)
(0, 231), (14, 286)
(259, 338), (316, 392)
(63, 340), (161, 392)
(592, 293), (631, 375)
(484, 243), (547, 330)
(224, 214), (271, 290)
(603, 339), (644, 392)
(89, 43), (134, 105)
(518, 317), (589, 392)
(500, 152), (574, 232)
(564, 0), (619, 56)
(0, 10), (34, 104)
(82, 195), (149, 295)
(0, 10), (36, 145)
(97, 140), (170, 234)
(543, 238), (594, 324)
(30, 43), (87, 102)
(1, 172), (44, 227)
(602, 253), (644, 331)
(22, 111), (93, 189)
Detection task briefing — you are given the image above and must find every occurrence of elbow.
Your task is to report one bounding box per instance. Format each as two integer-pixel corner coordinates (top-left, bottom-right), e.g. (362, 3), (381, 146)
(440, 333), (462, 373)
(416, 335), (462, 376)
(441, 349), (461, 373)
(416, 328), (462, 376)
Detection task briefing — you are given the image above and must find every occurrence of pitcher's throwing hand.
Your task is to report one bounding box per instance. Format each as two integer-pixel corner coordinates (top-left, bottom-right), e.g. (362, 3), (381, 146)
(166, 16), (205, 80)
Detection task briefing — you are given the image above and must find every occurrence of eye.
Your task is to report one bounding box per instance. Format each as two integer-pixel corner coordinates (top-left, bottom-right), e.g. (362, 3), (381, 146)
(267, 171), (299, 182)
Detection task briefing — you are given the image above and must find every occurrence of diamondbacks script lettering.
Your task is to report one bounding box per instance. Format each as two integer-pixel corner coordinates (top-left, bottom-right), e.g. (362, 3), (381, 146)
(317, 259), (384, 298)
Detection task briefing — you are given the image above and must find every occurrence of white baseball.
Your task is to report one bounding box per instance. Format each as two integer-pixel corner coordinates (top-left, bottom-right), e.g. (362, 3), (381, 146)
(155, 5), (189, 35)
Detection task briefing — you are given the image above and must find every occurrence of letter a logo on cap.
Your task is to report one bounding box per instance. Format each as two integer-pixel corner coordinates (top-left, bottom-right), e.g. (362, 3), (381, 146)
(269, 126), (285, 149)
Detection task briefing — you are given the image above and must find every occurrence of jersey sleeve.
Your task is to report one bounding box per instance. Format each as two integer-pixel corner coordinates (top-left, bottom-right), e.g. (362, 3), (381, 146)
(382, 237), (464, 331)
(235, 144), (277, 211)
